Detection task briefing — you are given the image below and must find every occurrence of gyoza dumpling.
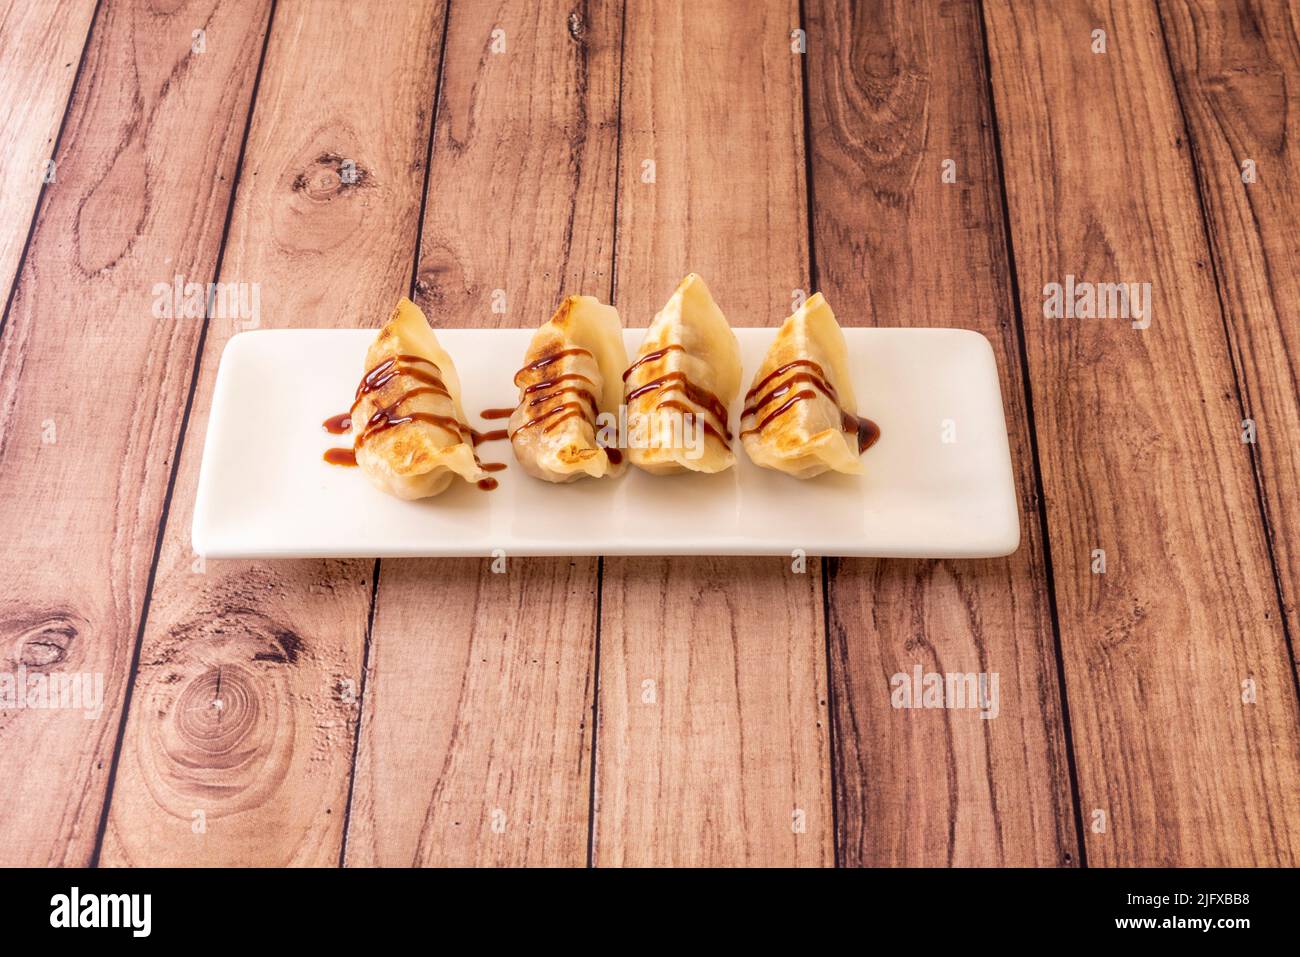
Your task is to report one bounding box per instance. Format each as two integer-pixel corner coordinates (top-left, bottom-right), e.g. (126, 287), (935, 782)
(508, 295), (628, 482)
(623, 274), (741, 474)
(352, 297), (486, 499)
(740, 293), (878, 478)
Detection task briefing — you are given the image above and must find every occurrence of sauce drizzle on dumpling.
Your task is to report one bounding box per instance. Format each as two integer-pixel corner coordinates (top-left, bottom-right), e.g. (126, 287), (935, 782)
(622, 343), (684, 381)
(326, 351), (507, 485)
(623, 343), (734, 446)
(626, 372), (732, 441)
(355, 354), (450, 402)
(744, 358), (838, 405)
(507, 296), (628, 483)
(512, 348), (604, 436)
(740, 357), (880, 454)
(514, 347), (595, 383)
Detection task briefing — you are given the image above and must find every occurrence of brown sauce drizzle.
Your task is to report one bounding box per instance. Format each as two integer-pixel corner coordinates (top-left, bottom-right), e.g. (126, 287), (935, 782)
(510, 401), (590, 435)
(740, 361), (882, 454)
(527, 386), (597, 414)
(349, 353), (463, 448)
(362, 384), (443, 410)
(356, 355), (478, 450)
(742, 370), (836, 419)
(355, 354), (448, 403)
(547, 412), (587, 433)
(326, 353), (509, 488)
(626, 371), (732, 441)
(844, 410), (881, 453)
(740, 390), (818, 439)
(514, 347), (593, 385)
(624, 345), (732, 446)
(622, 343), (684, 382)
(523, 372), (593, 396)
(605, 447), (623, 465)
(745, 359), (835, 403)
(323, 447), (357, 466)
(480, 407), (515, 420)
(510, 351), (609, 443)
(656, 400), (730, 443)
(358, 409), (465, 447)
(471, 428), (509, 445)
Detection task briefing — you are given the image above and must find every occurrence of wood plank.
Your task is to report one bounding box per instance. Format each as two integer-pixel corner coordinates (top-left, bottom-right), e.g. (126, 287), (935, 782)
(806, 0), (1079, 866)
(0, 0), (97, 316)
(984, 0), (1300, 865)
(1158, 0), (1300, 674)
(98, 0), (447, 866)
(0, 0), (270, 867)
(596, 0), (832, 867)
(344, 0), (622, 867)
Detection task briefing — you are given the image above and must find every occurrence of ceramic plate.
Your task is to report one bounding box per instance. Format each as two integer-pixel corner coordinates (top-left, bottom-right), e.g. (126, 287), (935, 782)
(192, 328), (1020, 558)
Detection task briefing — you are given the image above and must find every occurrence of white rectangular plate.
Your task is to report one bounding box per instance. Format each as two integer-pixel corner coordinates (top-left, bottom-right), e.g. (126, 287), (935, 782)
(193, 328), (1019, 558)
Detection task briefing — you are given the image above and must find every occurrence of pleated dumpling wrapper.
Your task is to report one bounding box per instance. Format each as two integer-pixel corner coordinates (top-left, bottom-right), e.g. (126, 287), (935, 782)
(508, 295), (628, 482)
(622, 274), (742, 474)
(740, 293), (878, 478)
(352, 297), (486, 499)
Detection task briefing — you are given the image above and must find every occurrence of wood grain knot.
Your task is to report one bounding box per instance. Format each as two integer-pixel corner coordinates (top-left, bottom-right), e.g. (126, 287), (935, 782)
(413, 245), (467, 306)
(130, 597), (329, 805)
(253, 630), (303, 665)
(291, 151), (371, 200)
(3, 611), (85, 671)
(173, 666), (259, 757)
(154, 602), (311, 669)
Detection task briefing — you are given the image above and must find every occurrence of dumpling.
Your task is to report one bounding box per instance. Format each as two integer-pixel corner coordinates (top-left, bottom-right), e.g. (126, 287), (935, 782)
(508, 295), (628, 482)
(352, 297), (486, 499)
(622, 274), (741, 474)
(740, 293), (879, 478)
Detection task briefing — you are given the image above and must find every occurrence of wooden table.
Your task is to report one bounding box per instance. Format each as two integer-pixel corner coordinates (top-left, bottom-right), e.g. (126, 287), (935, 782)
(1, 0), (1296, 868)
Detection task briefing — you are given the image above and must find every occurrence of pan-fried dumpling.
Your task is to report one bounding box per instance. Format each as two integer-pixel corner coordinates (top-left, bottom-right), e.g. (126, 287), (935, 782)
(508, 295), (628, 482)
(623, 274), (741, 474)
(740, 293), (879, 479)
(352, 297), (486, 499)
